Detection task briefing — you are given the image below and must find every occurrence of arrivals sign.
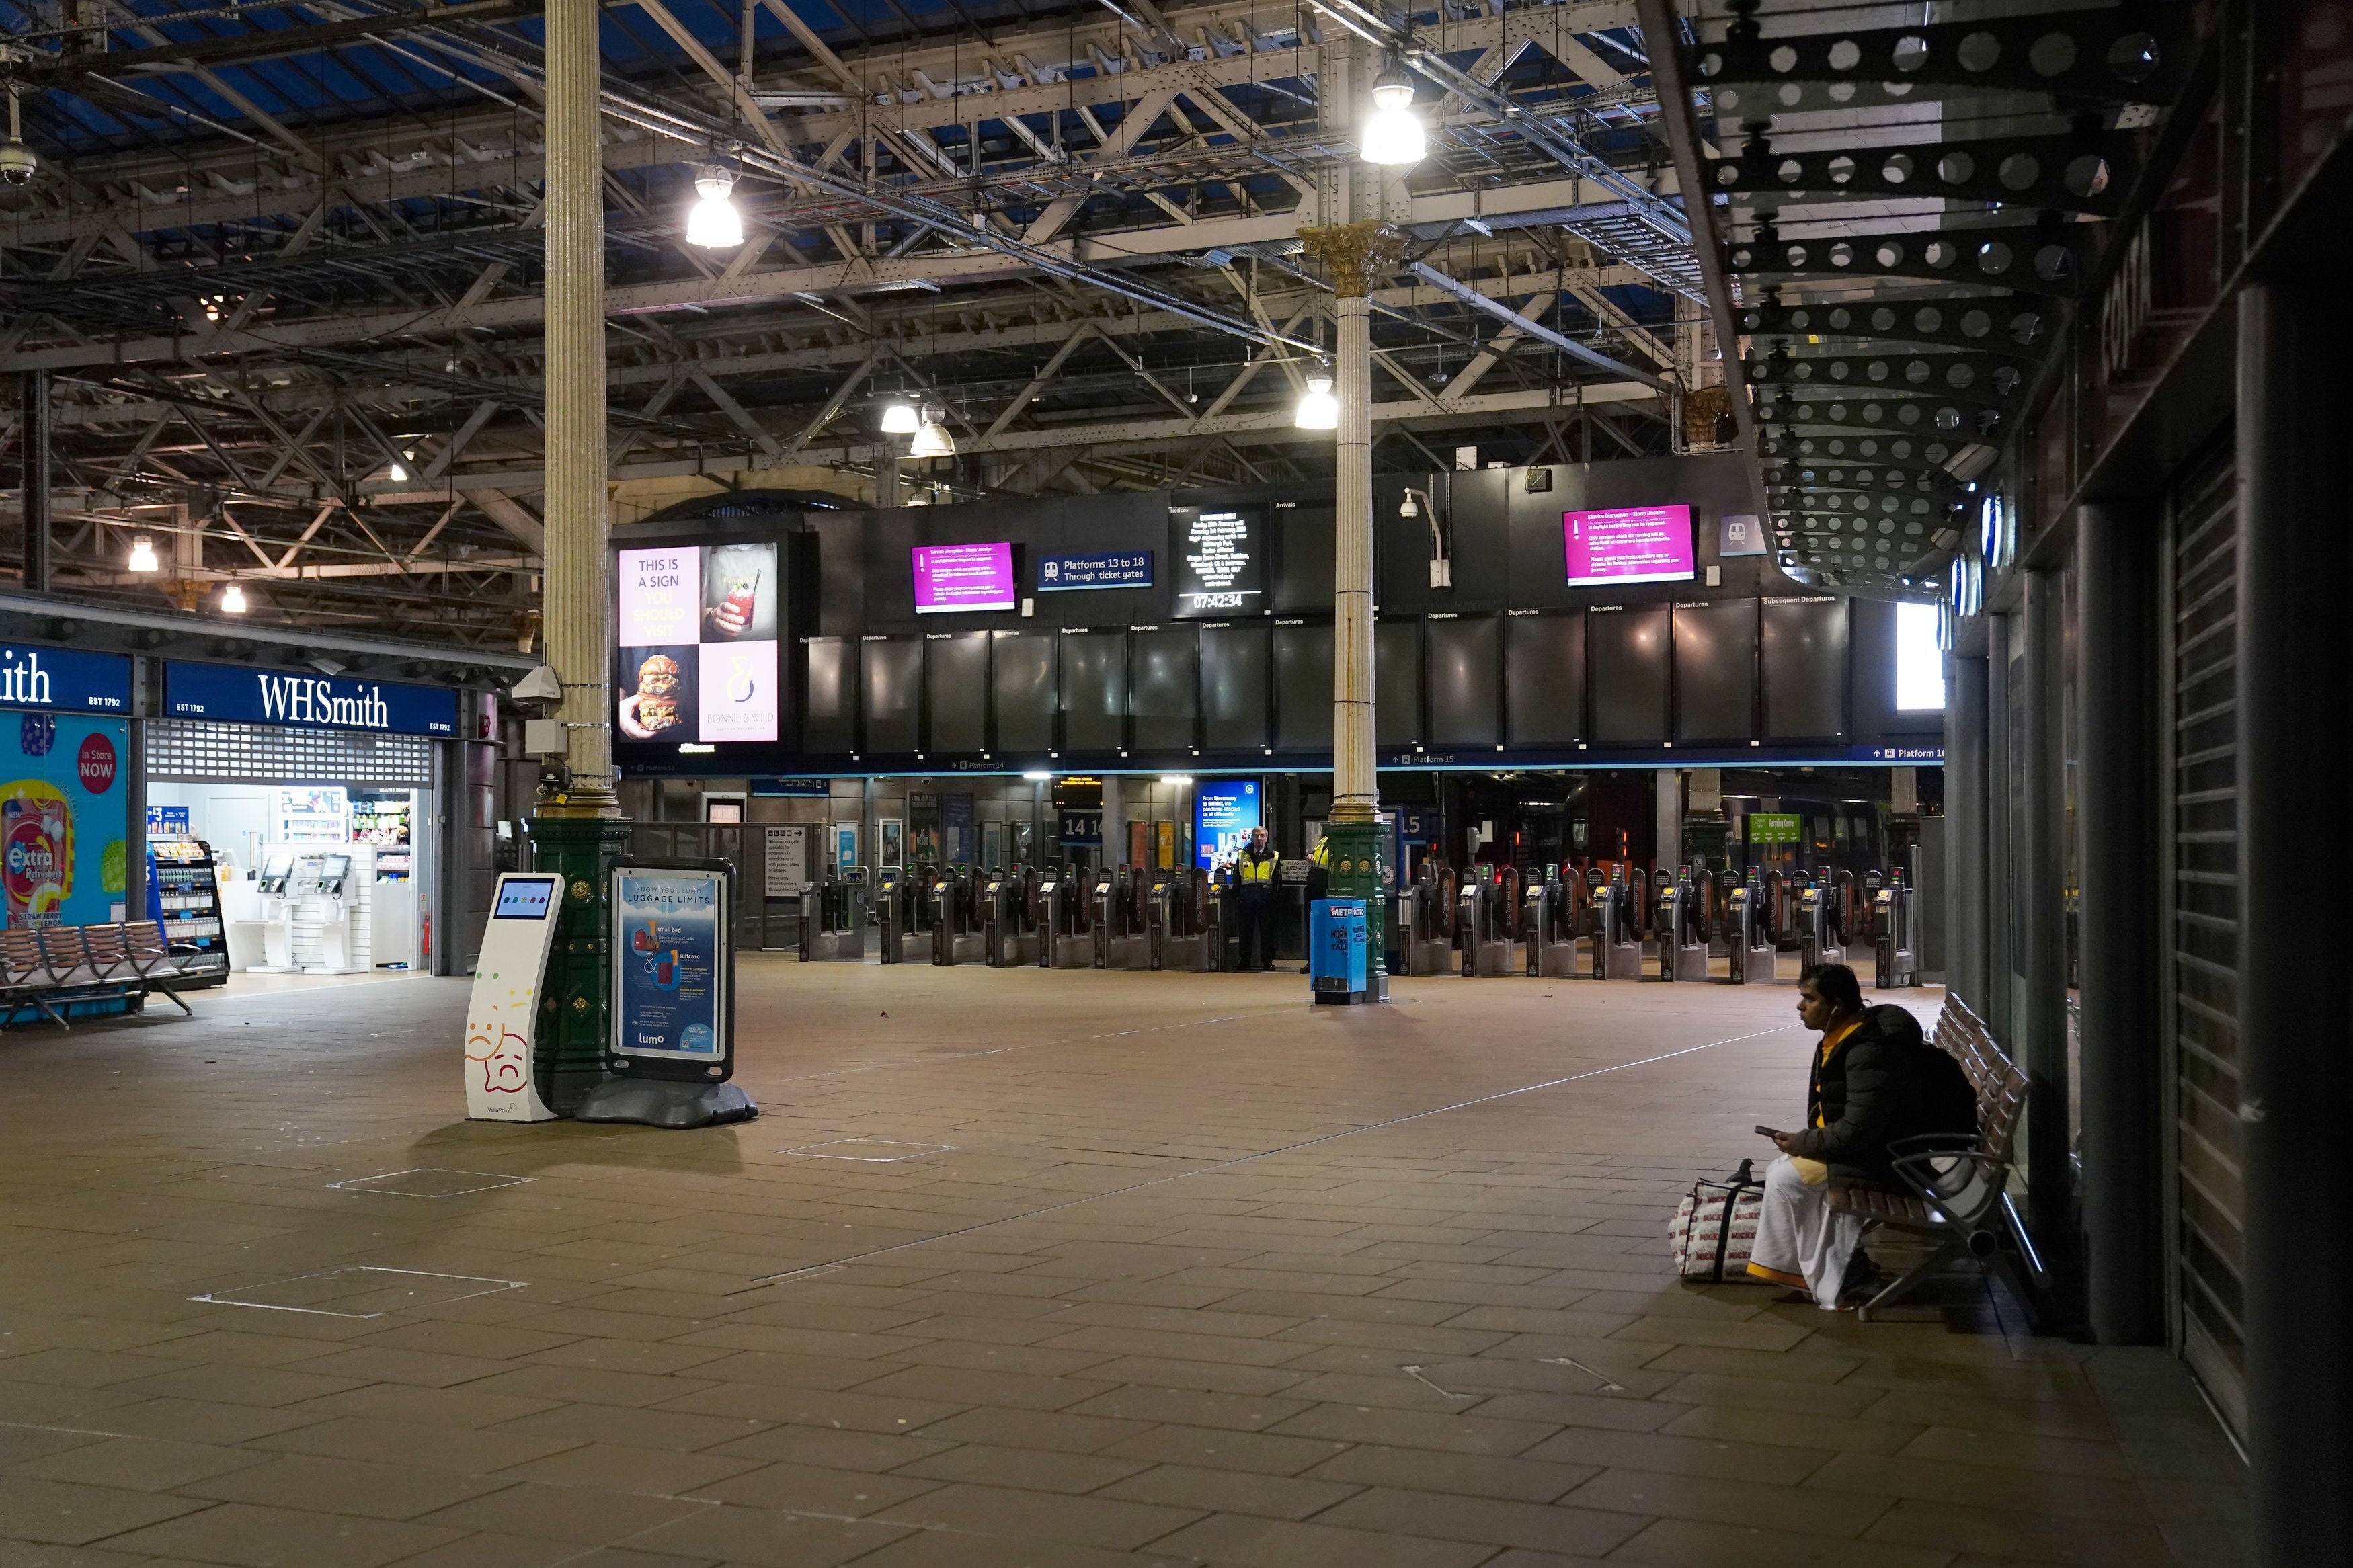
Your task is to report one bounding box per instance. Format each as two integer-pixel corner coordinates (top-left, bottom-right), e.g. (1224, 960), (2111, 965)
(165, 661), (458, 735)
(0, 645), (132, 714)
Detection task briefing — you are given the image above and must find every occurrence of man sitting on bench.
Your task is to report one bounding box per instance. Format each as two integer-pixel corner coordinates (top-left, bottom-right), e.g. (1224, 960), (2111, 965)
(1748, 962), (1972, 1309)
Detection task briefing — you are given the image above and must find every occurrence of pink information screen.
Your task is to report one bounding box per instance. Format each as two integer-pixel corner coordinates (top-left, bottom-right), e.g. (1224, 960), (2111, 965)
(1562, 504), (1696, 588)
(912, 542), (1017, 613)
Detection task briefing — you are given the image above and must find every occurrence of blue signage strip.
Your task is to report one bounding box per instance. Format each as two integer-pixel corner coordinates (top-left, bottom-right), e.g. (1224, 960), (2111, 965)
(164, 661), (458, 735)
(0, 645), (132, 714)
(1038, 551), (1154, 591)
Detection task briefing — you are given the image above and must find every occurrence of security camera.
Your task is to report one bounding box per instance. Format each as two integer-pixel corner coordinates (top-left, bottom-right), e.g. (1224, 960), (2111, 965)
(0, 139), (36, 186)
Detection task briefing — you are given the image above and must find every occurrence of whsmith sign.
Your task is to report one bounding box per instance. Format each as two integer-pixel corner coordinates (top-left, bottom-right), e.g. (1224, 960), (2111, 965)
(165, 661), (459, 736)
(0, 645), (132, 713)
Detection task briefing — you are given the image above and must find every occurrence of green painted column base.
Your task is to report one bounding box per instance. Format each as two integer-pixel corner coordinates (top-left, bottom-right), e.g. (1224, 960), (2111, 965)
(1318, 815), (1390, 1005)
(525, 815), (634, 1114)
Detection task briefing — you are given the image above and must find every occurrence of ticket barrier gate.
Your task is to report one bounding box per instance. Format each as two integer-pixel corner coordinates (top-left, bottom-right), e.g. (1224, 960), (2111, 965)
(982, 868), (1040, 966)
(931, 866), (987, 966)
(1656, 866), (1710, 982)
(1153, 869), (1217, 971)
(1457, 866), (1515, 977)
(799, 868), (867, 962)
(1794, 868), (1849, 974)
(1037, 867), (1105, 968)
(1393, 864), (1455, 975)
(877, 867), (936, 964)
(1522, 866), (1581, 977)
(1873, 870), (1918, 987)
(1592, 866), (1643, 979)
(1094, 866), (1154, 970)
(1726, 870), (1778, 983)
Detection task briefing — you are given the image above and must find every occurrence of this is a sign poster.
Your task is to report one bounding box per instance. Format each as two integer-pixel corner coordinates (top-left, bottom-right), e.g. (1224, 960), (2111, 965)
(1170, 505), (1265, 618)
(613, 869), (725, 1059)
(614, 542), (780, 746)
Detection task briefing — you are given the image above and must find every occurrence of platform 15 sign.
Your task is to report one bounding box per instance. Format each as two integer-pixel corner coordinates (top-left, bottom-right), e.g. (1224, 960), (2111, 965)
(165, 660), (459, 735)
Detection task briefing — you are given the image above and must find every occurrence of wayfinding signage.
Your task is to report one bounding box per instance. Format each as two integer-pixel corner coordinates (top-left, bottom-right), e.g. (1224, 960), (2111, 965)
(1749, 812), (1802, 844)
(1038, 551), (1153, 592)
(166, 660), (458, 735)
(611, 865), (733, 1075)
(1170, 505), (1265, 618)
(0, 645), (132, 714)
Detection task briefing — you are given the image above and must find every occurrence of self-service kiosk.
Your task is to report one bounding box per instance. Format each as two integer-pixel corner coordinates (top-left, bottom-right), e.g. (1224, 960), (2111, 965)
(464, 872), (564, 1122)
(250, 852), (301, 973)
(1592, 865), (1643, 979)
(306, 852), (367, 975)
(1656, 865), (1710, 982)
(1727, 868), (1779, 983)
(1874, 870), (1918, 988)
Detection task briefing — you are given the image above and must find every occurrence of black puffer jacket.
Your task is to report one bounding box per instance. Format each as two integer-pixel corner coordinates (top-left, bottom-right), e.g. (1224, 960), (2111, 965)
(1790, 1005), (1972, 1184)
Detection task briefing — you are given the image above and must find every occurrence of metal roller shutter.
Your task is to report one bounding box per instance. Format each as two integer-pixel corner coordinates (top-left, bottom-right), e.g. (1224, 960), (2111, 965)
(146, 720), (434, 786)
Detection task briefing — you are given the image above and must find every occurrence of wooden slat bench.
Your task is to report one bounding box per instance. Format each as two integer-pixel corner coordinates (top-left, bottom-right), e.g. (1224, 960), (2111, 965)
(1, 920), (216, 1030)
(1828, 996), (2029, 1320)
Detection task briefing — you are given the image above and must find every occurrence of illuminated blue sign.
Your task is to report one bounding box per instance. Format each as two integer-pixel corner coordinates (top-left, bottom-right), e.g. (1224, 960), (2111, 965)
(1193, 779), (1260, 871)
(1038, 551), (1153, 591)
(0, 645), (131, 713)
(165, 661), (458, 735)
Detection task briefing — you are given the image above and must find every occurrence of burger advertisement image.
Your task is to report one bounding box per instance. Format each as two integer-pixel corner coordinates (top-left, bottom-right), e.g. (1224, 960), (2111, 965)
(615, 542), (779, 750)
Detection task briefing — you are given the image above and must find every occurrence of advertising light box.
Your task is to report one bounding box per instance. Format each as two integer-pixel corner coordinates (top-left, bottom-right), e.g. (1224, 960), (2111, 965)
(913, 542), (1018, 613)
(1193, 779), (1261, 871)
(1562, 504), (1696, 588)
(615, 542), (780, 746)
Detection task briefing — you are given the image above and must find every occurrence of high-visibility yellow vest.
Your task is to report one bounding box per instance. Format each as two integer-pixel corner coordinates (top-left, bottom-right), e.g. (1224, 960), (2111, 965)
(1237, 847), (1279, 886)
(1311, 839), (1330, 869)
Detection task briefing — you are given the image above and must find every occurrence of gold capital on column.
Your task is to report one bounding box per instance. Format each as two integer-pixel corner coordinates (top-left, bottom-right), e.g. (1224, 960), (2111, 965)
(1298, 222), (1405, 300)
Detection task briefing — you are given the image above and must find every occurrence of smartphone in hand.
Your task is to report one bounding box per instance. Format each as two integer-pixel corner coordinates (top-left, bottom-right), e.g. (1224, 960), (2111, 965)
(1754, 1125), (1786, 1139)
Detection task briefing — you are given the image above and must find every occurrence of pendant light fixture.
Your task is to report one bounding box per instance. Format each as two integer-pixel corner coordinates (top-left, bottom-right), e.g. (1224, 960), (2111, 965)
(685, 163), (744, 249)
(127, 534), (161, 573)
(908, 403), (957, 458)
(221, 583), (249, 613)
(1360, 58), (1426, 167)
(1293, 374), (1339, 430)
(879, 399), (921, 434)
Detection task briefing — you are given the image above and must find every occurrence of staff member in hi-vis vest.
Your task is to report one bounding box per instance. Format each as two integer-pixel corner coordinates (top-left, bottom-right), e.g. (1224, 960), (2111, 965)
(1299, 836), (1331, 973)
(1234, 825), (1280, 972)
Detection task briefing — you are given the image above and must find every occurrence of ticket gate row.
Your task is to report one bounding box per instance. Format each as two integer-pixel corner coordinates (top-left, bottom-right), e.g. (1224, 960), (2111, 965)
(798, 868), (867, 962)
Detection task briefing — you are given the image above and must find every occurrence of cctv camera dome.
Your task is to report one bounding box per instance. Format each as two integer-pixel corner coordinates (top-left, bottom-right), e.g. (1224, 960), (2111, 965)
(0, 140), (36, 185)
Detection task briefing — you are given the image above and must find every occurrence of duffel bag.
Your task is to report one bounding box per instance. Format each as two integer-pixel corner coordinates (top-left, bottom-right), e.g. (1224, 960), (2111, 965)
(1669, 1158), (1765, 1282)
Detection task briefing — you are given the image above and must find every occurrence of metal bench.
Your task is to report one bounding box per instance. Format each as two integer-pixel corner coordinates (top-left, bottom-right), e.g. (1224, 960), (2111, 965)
(0, 921), (210, 1030)
(1827, 997), (2029, 1320)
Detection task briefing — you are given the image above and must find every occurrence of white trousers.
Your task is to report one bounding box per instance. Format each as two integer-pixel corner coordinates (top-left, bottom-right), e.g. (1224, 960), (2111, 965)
(1749, 1154), (1868, 1309)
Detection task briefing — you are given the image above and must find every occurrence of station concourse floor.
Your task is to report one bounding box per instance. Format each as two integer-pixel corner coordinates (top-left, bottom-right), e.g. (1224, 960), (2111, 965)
(0, 960), (2247, 1568)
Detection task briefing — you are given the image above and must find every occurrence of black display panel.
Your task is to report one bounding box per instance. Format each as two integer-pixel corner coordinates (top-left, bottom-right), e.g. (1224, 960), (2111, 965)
(861, 637), (922, 753)
(1131, 628), (1197, 752)
(1505, 613), (1583, 747)
(1427, 616), (1501, 750)
(1060, 631), (1127, 753)
(992, 631), (1055, 753)
(1375, 618), (1423, 747)
(1273, 622), (1334, 753)
(1762, 597), (1850, 739)
(1170, 503), (1268, 618)
(1199, 624), (1269, 751)
(1275, 506), (1334, 614)
(1587, 607), (1671, 743)
(925, 632), (990, 753)
(803, 636), (856, 754)
(1673, 600), (1757, 743)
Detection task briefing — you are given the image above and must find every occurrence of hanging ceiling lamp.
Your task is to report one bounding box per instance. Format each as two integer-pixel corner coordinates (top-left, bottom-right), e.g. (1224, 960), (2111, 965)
(126, 534), (161, 573)
(685, 163), (744, 249)
(221, 583), (248, 613)
(908, 405), (956, 458)
(879, 399), (921, 435)
(1293, 374), (1339, 430)
(1360, 58), (1426, 166)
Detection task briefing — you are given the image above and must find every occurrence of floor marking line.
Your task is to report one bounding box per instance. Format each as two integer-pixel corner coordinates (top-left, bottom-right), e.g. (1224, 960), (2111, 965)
(742, 1023), (1800, 1289)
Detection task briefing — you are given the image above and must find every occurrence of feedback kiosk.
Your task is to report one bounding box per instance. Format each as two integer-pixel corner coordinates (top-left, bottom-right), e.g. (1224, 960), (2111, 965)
(250, 852), (301, 973)
(463, 873), (565, 1122)
(575, 859), (759, 1128)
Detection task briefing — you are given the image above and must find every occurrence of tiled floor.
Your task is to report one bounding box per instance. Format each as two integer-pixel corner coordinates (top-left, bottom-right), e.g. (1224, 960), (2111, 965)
(0, 958), (2247, 1567)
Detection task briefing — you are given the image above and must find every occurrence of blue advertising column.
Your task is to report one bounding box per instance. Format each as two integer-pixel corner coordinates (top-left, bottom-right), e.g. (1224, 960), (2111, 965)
(1309, 898), (1372, 1005)
(573, 858), (758, 1128)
